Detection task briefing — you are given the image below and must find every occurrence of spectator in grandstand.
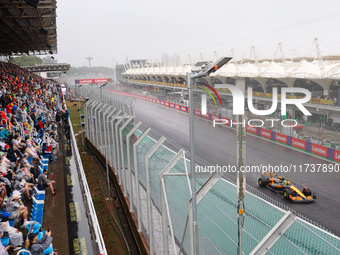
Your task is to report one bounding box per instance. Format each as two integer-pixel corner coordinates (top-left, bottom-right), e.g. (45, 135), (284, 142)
(26, 113), (34, 129)
(0, 212), (24, 251)
(5, 103), (12, 119)
(25, 143), (39, 162)
(5, 144), (18, 164)
(0, 140), (7, 152)
(62, 110), (70, 124)
(0, 126), (8, 141)
(39, 112), (46, 125)
(18, 173), (34, 200)
(0, 110), (8, 127)
(27, 222), (55, 255)
(37, 169), (56, 195)
(11, 135), (24, 160)
(0, 156), (15, 191)
(55, 110), (62, 126)
(12, 103), (18, 115)
(26, 229), (53, 255)
(64, 123), (71, 144)
(0, 227), (10, 255)
(10, 115), (18, 131)
(12, 134), (24, 150)
(16, 104), (27, 123)
(29, 109), (37, 125)
(37, 117), (44, 139)
(0, 180), (7, 207)
(19, 163), (34, 182)
(41, 143), (56, 162)
(6, 193), (28, 227)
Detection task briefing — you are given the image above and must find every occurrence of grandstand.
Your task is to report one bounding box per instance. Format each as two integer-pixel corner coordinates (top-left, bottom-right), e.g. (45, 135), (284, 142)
(0, 61), (66, 254)
(0, 2), (107, 255)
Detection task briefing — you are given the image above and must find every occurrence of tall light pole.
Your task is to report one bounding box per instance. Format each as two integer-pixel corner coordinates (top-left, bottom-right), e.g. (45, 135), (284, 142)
(100, 82), (109, 102)
(235, 79), (246, 255)
(215, 78), (246, 255)
(99, 82), (111, 197)
(188, 57), (231, 255)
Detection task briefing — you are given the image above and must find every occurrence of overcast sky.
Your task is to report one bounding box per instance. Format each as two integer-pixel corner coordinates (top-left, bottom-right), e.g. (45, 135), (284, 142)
(55, 0), (340, 67)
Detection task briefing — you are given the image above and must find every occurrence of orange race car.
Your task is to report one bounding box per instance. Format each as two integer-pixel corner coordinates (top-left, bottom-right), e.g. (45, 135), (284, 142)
(258, 172), (316, 203)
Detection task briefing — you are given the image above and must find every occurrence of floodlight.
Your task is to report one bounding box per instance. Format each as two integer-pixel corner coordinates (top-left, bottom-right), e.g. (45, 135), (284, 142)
(202, 57), (232, 76)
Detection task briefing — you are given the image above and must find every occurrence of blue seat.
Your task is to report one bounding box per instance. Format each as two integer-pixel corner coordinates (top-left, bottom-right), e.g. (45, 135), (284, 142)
(1, 237), (9, 246)
(31, 208), (44, 216)
(40, 155), (49, 163)
(40, 163), (48, 170)
(30, 216), (43, 222)
(8, 219), (14, 226)
(32, 197), (44, 210)
(34, 188), (46, 200)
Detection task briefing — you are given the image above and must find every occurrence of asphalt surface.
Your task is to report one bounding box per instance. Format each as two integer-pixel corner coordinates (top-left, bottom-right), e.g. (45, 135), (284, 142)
(135, 100), (340, 237)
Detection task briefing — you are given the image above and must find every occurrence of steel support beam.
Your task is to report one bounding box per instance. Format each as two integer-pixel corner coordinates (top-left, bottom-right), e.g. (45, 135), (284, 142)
(145, 136), (166, 255)
(119, 116), (134, 191)
(159, 149), (185, 255)
(115, 113), (127, 183)
(133, 127), (151, 231)
(110, 110), (122, 173)
(250, 211), (296, 255)
(126, 121), (142, 209)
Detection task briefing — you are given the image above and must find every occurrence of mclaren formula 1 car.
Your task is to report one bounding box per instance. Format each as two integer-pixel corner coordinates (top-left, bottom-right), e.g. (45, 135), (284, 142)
(258, 172), (316, 203)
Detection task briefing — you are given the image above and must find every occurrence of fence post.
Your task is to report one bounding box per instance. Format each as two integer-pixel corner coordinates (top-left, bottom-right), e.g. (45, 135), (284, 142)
(110, 111), (122, 174)
(101, 107), (112, 151)
(119, 117), (134, 193)
(159, 149), (185, 254)
(126, 122), (142, 210)
(95, 103), (104, 148)
(133, 127), (151, 231)
(145, 136), (166, 255)
(91, 102), (101, 146)
(115, 113), (127, 183)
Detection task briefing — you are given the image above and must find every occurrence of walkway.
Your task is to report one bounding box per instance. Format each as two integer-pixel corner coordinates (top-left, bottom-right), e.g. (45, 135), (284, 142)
(42, 128), (99, 255)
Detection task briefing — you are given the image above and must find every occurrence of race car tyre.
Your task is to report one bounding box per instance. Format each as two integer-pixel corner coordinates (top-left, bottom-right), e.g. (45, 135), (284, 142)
(258, 178), (268, 187)
(302, 187), (312, 196)
(283, 189), (292, 200)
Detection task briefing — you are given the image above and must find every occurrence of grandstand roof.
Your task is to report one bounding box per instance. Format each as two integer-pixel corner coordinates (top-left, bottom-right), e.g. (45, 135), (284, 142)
(0, 0), (57, 56)
(123, 59), (340, 80)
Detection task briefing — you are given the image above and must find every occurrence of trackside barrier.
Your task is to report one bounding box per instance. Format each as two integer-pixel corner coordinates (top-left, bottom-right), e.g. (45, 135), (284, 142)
(68, 117), (108, 255)
(107, 89), (340, 163)
(73, 86), (340, 255)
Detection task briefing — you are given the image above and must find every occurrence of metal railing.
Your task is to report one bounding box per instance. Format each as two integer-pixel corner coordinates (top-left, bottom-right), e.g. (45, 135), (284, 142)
(67, 101), (108, 255)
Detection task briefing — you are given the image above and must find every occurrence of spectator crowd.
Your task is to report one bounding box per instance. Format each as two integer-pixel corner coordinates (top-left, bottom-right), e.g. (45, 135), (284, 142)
(0, 61), (67, 254)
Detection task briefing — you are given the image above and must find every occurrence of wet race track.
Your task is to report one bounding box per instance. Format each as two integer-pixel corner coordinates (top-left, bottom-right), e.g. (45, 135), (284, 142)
(135, 100), (340, 237)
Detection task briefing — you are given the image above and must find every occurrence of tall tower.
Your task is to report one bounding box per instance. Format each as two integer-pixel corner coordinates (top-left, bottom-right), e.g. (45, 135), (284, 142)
(86, 57), (93, 67)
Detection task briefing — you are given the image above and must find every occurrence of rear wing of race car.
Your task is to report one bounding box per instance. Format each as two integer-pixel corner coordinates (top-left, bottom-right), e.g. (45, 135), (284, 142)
(261, 172), (277, 178)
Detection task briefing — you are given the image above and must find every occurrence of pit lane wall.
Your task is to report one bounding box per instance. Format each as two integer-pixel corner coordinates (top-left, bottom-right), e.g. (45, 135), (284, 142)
(108, 89), (340, 163)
